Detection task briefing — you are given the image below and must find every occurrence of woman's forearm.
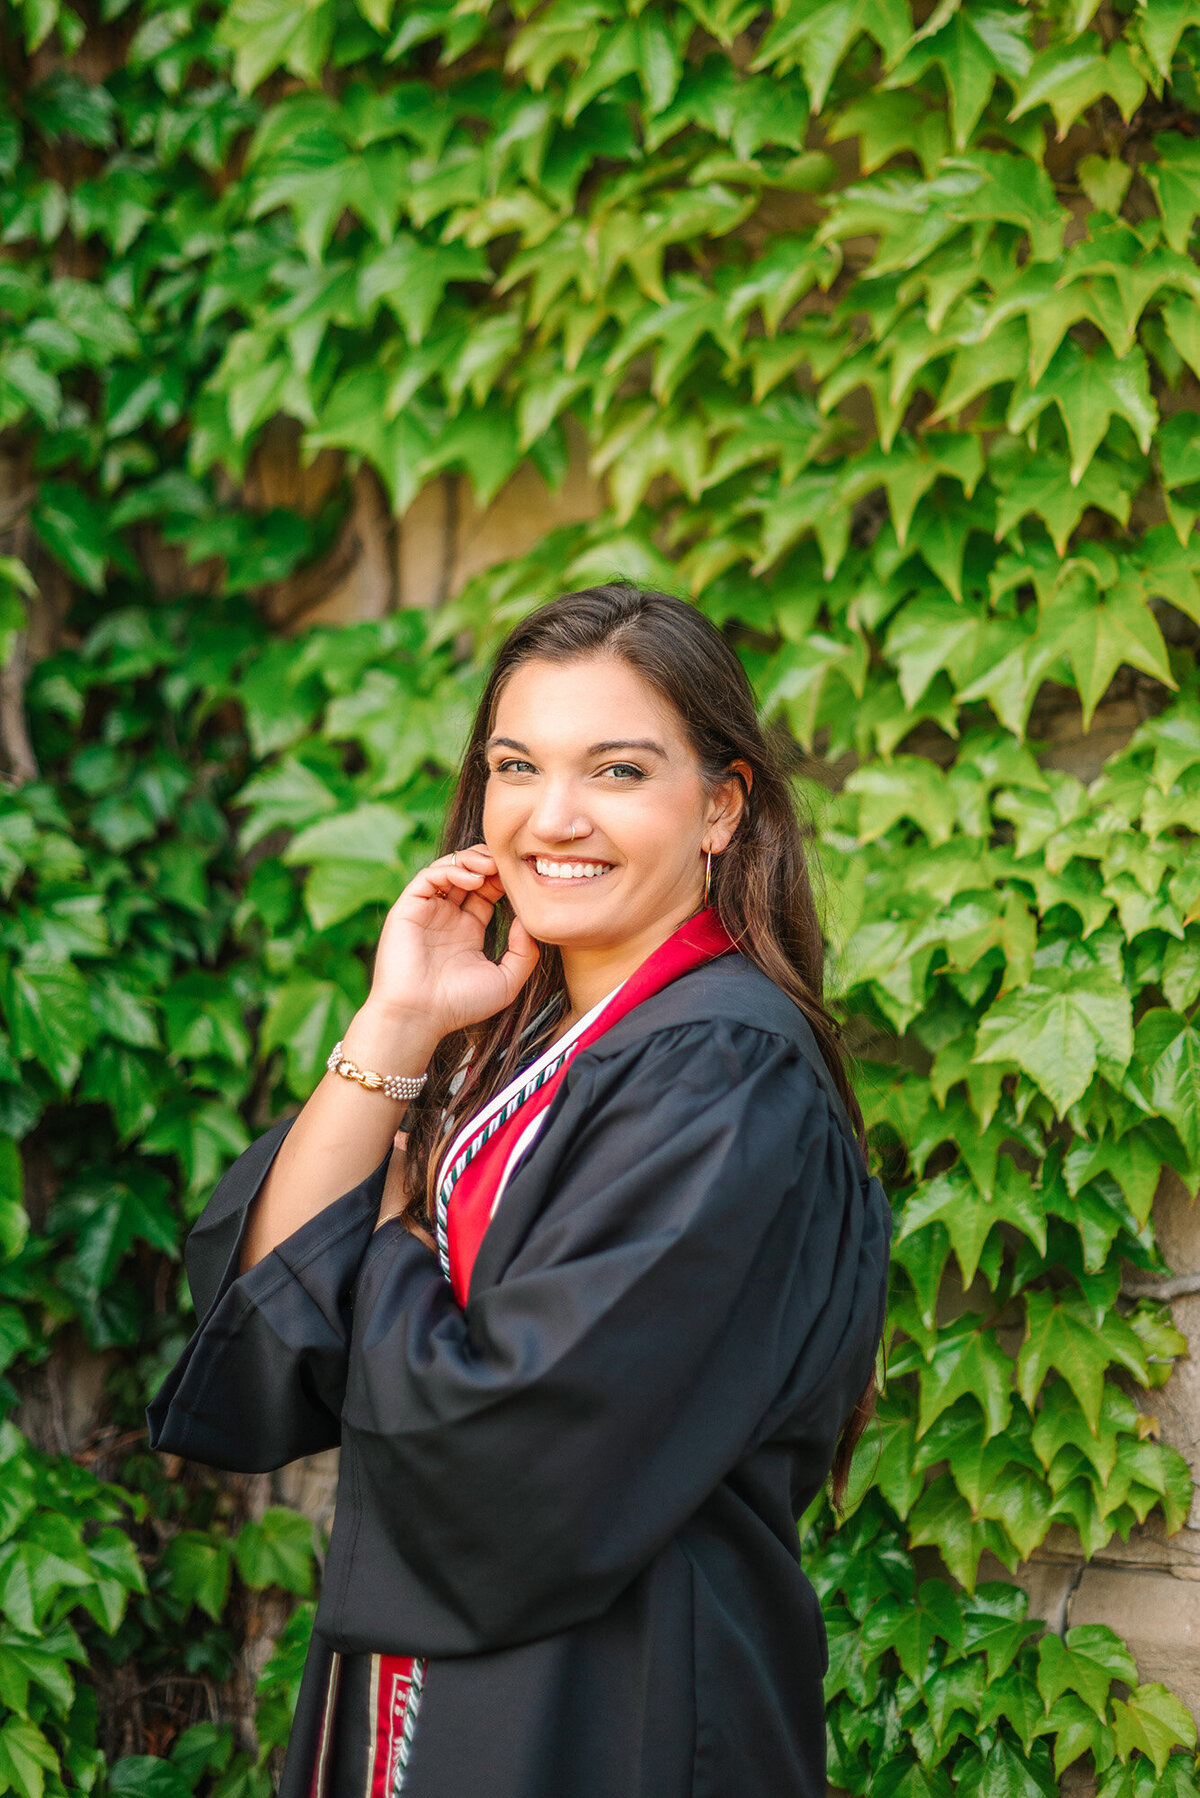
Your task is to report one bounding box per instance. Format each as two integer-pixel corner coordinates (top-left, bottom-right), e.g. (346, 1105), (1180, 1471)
(239, 1004), (442, 1273)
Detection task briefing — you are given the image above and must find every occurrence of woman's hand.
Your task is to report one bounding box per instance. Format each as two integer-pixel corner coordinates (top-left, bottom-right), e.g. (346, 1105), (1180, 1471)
(365, 843), (540, 1047)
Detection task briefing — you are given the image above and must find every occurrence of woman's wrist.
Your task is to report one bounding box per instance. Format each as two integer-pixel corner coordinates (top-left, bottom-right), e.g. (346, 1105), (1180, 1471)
(339, 1002), (442, 1076)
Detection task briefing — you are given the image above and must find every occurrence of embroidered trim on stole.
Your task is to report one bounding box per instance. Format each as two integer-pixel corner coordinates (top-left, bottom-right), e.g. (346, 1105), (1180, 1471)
(366, 1653), (426, 1798)
(307, 1651), (342, 1798)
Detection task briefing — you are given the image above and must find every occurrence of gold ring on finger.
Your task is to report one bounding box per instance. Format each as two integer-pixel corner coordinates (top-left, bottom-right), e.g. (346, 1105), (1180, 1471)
(451, 851), (458, 866)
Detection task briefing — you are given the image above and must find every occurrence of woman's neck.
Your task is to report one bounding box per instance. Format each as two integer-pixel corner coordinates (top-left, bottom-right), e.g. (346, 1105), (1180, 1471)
(557, 900), (698, 1028)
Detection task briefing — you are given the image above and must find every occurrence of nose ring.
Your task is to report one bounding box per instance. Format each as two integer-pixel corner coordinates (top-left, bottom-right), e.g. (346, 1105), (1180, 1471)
(569, 822), (579, 841)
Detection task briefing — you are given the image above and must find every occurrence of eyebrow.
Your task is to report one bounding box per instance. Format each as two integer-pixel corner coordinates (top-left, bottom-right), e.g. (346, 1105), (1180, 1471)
(486, 736), (668, 758)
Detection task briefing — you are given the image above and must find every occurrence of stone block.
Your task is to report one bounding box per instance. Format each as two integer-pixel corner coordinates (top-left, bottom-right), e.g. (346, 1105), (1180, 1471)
(1037, 1516), (1200, 1579)
(1013, 1557), (1081, 1635)
(977, 1550), (1081, 1634)
(1038, 696), (1143, 782)
(1150, 1168), (1200, 1276)
(1068, 1566), (1200, 1719)
(1131, 1169), (1200, 1528)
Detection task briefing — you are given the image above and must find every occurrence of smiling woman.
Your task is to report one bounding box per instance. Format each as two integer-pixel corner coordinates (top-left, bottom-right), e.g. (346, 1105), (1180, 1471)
(480, 654), (750, 1021)
(146, 582), (891, 1798)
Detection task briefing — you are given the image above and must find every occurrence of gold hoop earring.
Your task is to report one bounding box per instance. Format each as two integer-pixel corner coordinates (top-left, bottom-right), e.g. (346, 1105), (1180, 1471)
(704, 847), (712, 906)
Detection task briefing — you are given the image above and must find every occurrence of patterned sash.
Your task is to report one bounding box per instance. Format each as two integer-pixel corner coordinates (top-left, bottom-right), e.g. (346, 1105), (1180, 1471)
(322, 907), (736, 1798)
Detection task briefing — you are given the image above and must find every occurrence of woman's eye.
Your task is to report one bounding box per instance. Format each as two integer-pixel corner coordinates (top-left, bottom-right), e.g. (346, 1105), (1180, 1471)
(490, 758), (643, 779)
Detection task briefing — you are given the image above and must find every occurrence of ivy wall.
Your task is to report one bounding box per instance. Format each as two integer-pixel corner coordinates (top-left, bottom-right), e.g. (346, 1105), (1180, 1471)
(2, 0), (1200, 1793)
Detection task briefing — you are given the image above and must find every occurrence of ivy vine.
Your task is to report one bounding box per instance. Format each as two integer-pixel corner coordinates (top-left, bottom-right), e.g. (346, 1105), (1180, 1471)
(1, 0), (1199, 1791)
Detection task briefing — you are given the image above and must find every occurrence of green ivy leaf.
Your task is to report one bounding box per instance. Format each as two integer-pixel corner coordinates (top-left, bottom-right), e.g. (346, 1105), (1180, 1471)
(1029, 1381), (1139, 1486)
(859, 1577), (966, 1682)
(232, 1508), (315, 1595)
(750, 0), (912, 113)
(845, 756), (958, 846)
(871, 1403), (925, 1516)
(1045, 1690), (1117, 1777)
(955, 1730), (1057, 1796)
(883, 5), (1033, 150)
(1129, 1010), (1200, 1171)
(991, 446), (1130, 554)
(219, 0), (336, 91)
(1147, 134), (1200, 253)
(358, 237), (489, 346)
(161, 1532), (232, 1623)
(108, 1757), (194, 1798)
(1018, 1291), (1149, 1427)
(896, 1314), (1014, 1441)
(974, 964), (1133, 1116)
(871, 1757), (953, 1798)
(1008, 37), (1145, 139)
(899, 1160), (1045, 1287)
(906, 1474), (1012, 1587)
(1111, 1683), (1197, 1775)
(141, 1099), (252, 1208)
(1007, 339), (1156, 485)
(260, 976), (354, 1097)
(31, 484), (112, 593)
(1038, 1623), (1138, 1719)
(1061, 1130), (1162, 1228)
(0, 1716), (58, 1798)
(4, 961), (98, 1092)
(46, 1168), (177, 1300)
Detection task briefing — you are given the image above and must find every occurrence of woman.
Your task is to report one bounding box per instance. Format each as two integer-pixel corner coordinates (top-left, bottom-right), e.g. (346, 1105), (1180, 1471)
(148, 582), (891, 1798)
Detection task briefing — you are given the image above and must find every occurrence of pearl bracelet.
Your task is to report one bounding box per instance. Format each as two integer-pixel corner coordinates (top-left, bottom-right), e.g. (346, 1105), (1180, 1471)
(326, 1040), (427, 1102)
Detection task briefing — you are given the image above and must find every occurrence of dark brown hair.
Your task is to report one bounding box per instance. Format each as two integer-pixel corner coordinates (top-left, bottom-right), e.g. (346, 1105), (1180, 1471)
(400, 581), (874, 1504)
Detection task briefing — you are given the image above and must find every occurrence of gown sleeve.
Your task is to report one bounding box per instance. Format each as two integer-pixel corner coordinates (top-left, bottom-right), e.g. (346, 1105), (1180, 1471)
(145, 1114), (395, 1469)
(317, 1018), (890, 1652)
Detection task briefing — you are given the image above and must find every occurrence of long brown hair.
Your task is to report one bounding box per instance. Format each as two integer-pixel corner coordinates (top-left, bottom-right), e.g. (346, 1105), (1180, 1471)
(401, 582), (874, 1504)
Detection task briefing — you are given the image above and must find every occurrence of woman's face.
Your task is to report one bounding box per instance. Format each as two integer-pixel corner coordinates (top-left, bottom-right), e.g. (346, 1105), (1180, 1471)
(482, 654), (745, 953)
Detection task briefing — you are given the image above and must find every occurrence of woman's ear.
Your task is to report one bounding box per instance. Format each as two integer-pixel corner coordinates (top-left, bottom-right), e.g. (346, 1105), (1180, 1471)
(706, 759), (753, 852)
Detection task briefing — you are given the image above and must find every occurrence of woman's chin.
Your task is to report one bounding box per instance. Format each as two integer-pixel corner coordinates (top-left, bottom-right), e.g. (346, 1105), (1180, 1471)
(514, 899), (623, 950)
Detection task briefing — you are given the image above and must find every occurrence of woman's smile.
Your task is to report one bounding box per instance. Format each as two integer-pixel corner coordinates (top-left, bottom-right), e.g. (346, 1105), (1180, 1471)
(526, 854), (616, 884)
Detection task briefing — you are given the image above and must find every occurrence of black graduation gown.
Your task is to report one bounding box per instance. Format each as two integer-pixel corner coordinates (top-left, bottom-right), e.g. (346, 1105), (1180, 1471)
(147, 953), (892, 1798)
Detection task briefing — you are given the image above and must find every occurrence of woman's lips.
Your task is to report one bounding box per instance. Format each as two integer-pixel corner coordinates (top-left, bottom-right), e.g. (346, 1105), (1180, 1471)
(525, 855), (615, 884)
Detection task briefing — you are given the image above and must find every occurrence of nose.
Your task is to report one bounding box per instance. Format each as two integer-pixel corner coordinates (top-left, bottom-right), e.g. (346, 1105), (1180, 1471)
(527, 780), (589, 846)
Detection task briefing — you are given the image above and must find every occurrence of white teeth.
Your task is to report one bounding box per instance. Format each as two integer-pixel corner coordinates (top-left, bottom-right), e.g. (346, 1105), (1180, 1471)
(533, 857), (611, 879)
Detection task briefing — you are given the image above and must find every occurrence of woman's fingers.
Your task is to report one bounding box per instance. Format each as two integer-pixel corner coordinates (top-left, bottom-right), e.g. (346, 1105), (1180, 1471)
(443, 843), (495, 872)
(459, 889), (499, 929)
(497, 912), (540, 998)
(407, 861), (487, 907)
(400, 845), (505, 913)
